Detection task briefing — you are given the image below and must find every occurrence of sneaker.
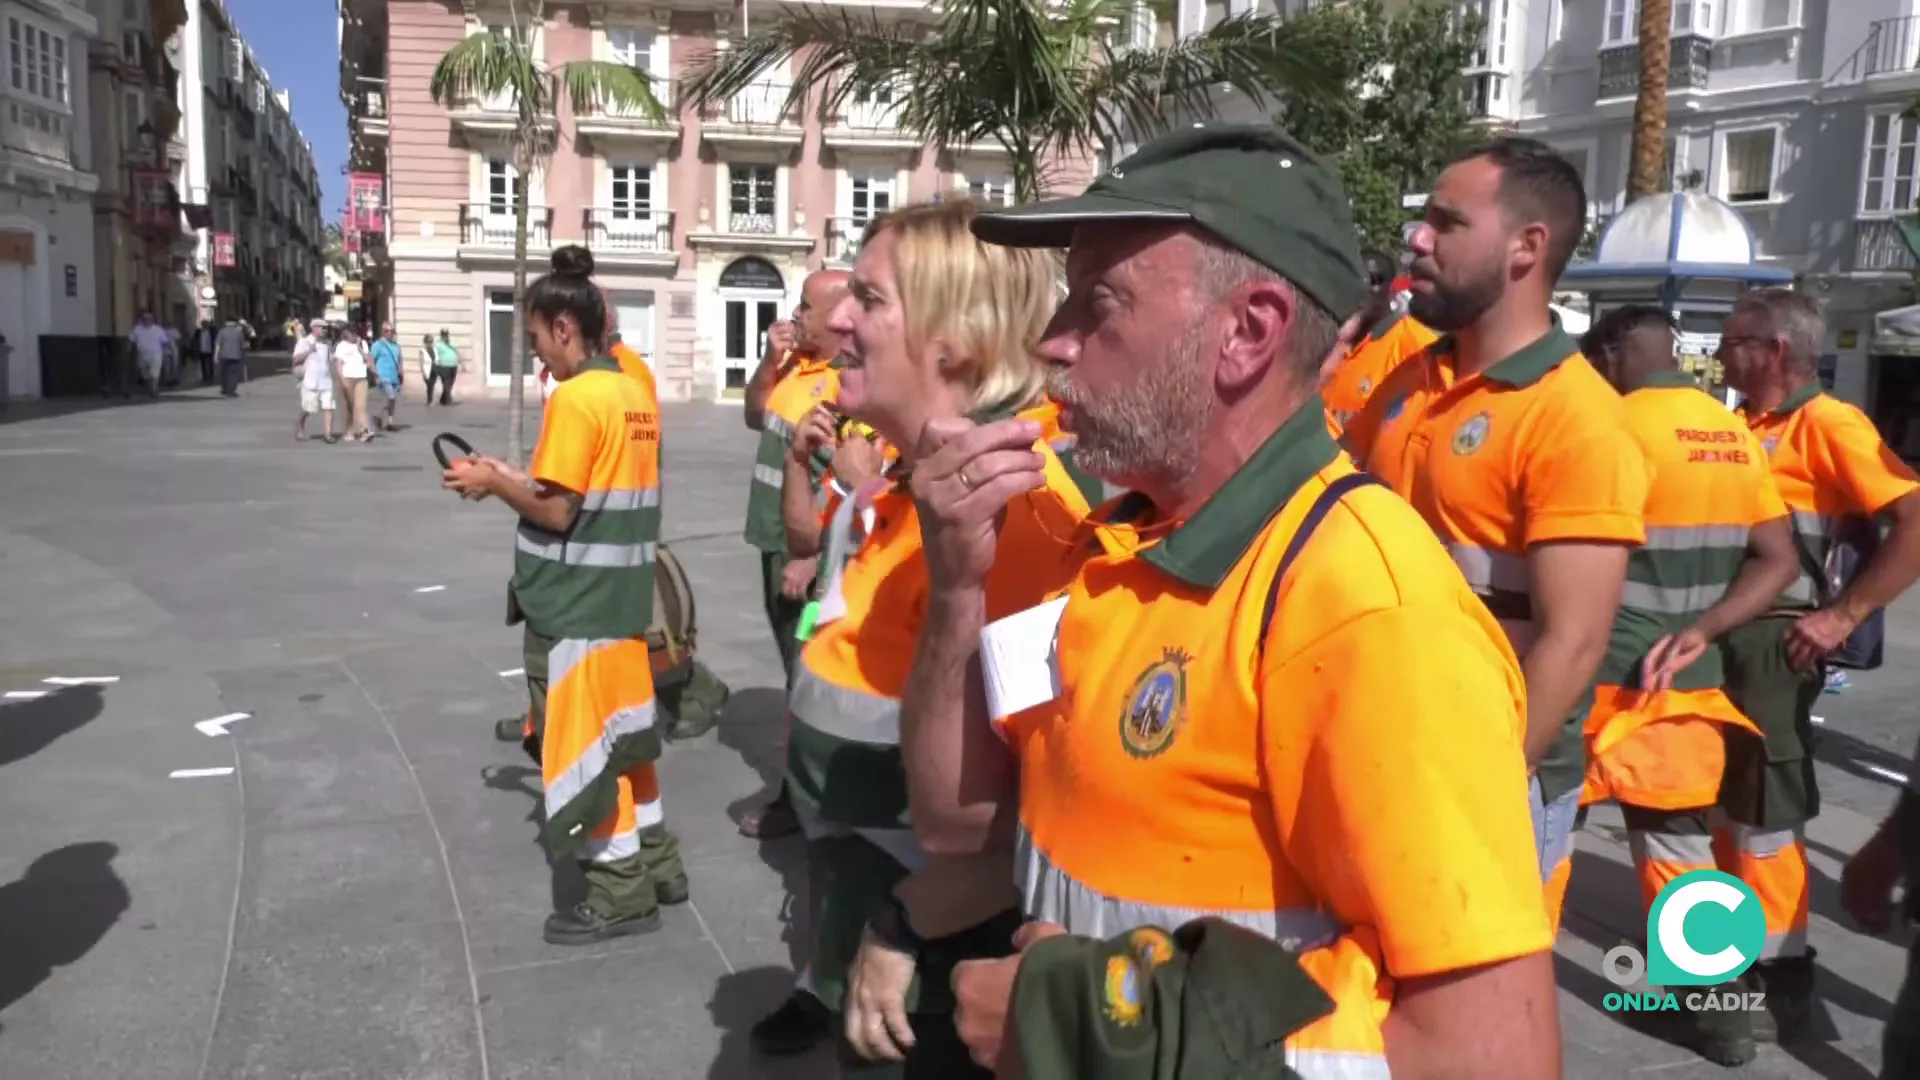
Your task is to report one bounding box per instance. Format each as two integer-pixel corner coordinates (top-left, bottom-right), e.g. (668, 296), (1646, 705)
(750, 992), (832, 1057)
(542, 902), (660, 946)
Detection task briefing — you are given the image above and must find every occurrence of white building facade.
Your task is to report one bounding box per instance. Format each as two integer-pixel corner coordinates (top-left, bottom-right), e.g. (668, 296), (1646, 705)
(0, 0), (101, 400)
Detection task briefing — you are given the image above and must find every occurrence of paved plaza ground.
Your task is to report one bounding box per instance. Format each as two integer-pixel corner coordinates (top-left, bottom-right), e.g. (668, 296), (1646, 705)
(0, 367), (1914, 1079)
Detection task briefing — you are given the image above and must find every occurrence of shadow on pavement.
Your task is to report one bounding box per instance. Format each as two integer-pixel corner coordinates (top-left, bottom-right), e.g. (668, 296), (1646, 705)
(479, 762), (591, 913)
(0, 686), (104, 769)
(1815, 725), (1920, 792)
(0, 841), (131, 1033)
(708, 965), (832, 1080)
(714, 686), (813, 968)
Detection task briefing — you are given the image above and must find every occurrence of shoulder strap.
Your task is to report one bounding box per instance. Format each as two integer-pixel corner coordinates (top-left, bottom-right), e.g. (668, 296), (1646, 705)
(1257, 472), (1385, 659)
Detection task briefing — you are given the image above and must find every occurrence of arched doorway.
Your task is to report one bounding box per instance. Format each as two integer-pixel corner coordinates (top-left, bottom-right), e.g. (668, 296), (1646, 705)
(717, 256), (786, 401)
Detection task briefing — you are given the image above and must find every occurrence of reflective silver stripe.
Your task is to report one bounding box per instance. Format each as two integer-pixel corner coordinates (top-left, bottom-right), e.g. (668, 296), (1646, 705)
(1720, 823), (1801, 859)
(1618, 579), (1726, 616)
(516, 528), (656, 568)
(753, 463), (784, 488)
(1287, 1049), (1391, 1080)
(581, 827), (640, 863)
(1497, 616), (1537, 658)
(1642, 523), (1750, 550)
(636, 796), (664, 828)
(1628, 829), (1717, 867)
(1790, 508), (1832, 542)
(1758, 927), (1809, 961)
(1015, 827), (1344, 949)
(1780, 575), (1820, 604)
(1446, 542), (1529, 594)
(549, 637), (621, 691)
(543, 702), (658, 820)
(765, 415), (795, 440)
(579, 487), (660, 511)
(789, 663), (901, 746)
(793, 800), (927, 870)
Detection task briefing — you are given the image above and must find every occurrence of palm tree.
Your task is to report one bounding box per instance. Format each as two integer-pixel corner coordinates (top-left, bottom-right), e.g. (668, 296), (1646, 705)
(428, 0), (667, 464)
(680, 0), (1337, 204)
(1626, 0), (1672, 201)
(322, 221), (351, 279)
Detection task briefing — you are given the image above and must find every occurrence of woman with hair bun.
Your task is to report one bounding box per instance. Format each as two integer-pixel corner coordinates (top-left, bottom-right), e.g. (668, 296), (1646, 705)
(443, 243), (688, 944)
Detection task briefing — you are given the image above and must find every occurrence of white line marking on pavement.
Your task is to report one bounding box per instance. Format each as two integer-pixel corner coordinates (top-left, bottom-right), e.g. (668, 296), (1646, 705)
(498, 667), (524, 677)
(43, 676), (120, 686)
(4, 690), (50, 699)
(414, 585), (447, 593)
(170, 767), (235, 779)
(0, 447), (81, 457)
(194, 712), (251, 737)
(1866, 764), (1911, 786)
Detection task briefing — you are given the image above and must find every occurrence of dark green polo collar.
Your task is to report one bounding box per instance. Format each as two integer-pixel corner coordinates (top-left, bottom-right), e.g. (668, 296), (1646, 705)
(1772, 379), (1822, 417)
(1364, 310), (1402, 342)
(1483, 321), (1580, 387)
(581, 354), (620, 375)
(1629, 367), (1701, 392)
(1137, 398), (1340, 588)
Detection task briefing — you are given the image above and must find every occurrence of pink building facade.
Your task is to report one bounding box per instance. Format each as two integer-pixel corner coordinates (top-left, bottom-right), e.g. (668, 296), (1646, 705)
(340, 0), (1089, 402)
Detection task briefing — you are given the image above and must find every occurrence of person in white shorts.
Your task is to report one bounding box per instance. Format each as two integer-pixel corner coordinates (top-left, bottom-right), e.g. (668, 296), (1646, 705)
(294, 319), (337, 443)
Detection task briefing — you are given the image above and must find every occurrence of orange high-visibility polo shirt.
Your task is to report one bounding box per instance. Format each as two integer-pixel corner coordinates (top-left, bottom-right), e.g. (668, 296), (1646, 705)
(1742, 381), (1920, 610)
(1342, 323), (1650, 803)
(1322, 311), (1437, 436)
(1003, 405), (1549, 1076)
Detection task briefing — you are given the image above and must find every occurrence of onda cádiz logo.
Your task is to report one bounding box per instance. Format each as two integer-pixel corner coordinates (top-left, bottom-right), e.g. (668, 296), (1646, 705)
(1601, 870), (1770, 1014)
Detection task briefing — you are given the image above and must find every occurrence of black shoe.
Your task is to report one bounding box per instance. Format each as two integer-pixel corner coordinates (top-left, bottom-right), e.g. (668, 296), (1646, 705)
(750, 992), (832, 1056)
(1637, 994), (1756, 1067)
(495, 716), (525, 742)
(1749, 948), (1817, 1043)
(542, 902), (661, 945)
(655, 873), (691, 906)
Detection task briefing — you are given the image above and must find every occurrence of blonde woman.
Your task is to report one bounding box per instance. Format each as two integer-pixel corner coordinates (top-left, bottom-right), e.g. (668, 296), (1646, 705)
(776, 200), (1095, 1078)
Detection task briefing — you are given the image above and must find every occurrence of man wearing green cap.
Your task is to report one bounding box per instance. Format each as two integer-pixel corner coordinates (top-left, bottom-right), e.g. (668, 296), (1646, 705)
(895, 123), (1562, 1077)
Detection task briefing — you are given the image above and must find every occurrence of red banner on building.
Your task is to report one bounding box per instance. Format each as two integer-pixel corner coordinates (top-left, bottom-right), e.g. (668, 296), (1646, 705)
(213, 232), (235, 268)
(131, 168), (173, 228)
(348, 172), (385, 233)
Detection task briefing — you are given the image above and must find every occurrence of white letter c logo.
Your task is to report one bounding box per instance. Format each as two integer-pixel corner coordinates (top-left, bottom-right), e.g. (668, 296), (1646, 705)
(1657, 879), (1752, 979)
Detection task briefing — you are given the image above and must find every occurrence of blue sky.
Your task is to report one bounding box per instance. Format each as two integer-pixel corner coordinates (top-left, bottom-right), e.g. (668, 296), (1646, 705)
(227, 0), (348, 220)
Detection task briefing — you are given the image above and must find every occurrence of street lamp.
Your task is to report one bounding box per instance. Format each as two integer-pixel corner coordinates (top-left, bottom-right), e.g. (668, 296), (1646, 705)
(135, 119), (156, 160)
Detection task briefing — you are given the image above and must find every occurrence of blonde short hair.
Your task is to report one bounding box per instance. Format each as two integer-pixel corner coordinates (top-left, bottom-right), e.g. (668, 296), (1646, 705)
(863, 199), (1058, 414)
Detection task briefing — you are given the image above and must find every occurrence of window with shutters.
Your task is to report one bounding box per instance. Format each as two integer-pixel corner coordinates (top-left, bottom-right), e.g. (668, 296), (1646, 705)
(7, 15), (69, 106)
(1720, 128), (1778, 204)
(486, 158), (523, 215)
(846, 168), (895, 223)
(964, 174), (1014, 207)
(1603, 0), (1713, 44)
(1861, 111), (1920, 216)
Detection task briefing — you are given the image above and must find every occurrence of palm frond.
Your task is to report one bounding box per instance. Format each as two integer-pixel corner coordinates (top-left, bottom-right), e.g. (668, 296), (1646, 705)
(561, 59), (669, 120)
(1072, 13), (1339, 153)
(679, 10), (922, 121)
(428, 30), (548, 115)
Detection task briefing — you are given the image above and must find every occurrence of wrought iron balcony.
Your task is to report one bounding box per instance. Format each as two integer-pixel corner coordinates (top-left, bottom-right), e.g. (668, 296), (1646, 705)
(459, 202), (552, 249)
(1598, 33), (1713, 100)
(1830, 16), (1920, 85)
(702, 81), (802, 146)
(726, 211), (777, 234)
(1853, 218), (1920, 274)
(1, 100), (74, 165)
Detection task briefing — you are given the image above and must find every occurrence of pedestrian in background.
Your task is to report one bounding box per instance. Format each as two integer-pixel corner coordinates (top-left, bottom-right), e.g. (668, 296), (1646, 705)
(292, 319), (335, 440)
(215, 316), (248, 398)
(428, 328), (460, 405)
(129, 313), (168, 399)
(371, 322), (404, 432)
(194, 320), (216, 383)
(334, 323), (374, 442)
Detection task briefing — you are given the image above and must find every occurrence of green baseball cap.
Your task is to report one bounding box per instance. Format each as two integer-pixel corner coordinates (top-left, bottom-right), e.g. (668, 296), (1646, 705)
(970, 123), (1368, 322)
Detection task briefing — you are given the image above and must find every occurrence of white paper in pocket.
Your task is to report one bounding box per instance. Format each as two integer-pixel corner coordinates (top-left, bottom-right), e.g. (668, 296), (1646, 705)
(979, 596), (1069, 722)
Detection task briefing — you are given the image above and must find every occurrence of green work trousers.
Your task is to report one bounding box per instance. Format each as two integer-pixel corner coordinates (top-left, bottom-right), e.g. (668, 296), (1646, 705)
(1717, 615), (1824, 830)
(763, 550), (808, 684)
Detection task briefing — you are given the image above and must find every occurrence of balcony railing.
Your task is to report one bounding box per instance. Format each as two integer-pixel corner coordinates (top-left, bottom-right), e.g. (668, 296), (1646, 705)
(826, 215), (877, 262)
(460, 202), (552, 248)
(719, 81), (794, 126)
(841, 96), (902, 131)
(727, 210), (777, 234)
(1, 100), (73, 165)
(1598, 33), (1713, 99)
(583, 208), (673, 253)
(1831, 17), (1920, 85)
(578, 80), (676, 121)
(355, 81), (388, 122)
(1854, 218), (1920, 273)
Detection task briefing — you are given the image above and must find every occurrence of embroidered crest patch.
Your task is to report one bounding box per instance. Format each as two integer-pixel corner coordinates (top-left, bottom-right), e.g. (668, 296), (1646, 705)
(1452, 412), (1492, 456)
(1119, 648), (1190, 759)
